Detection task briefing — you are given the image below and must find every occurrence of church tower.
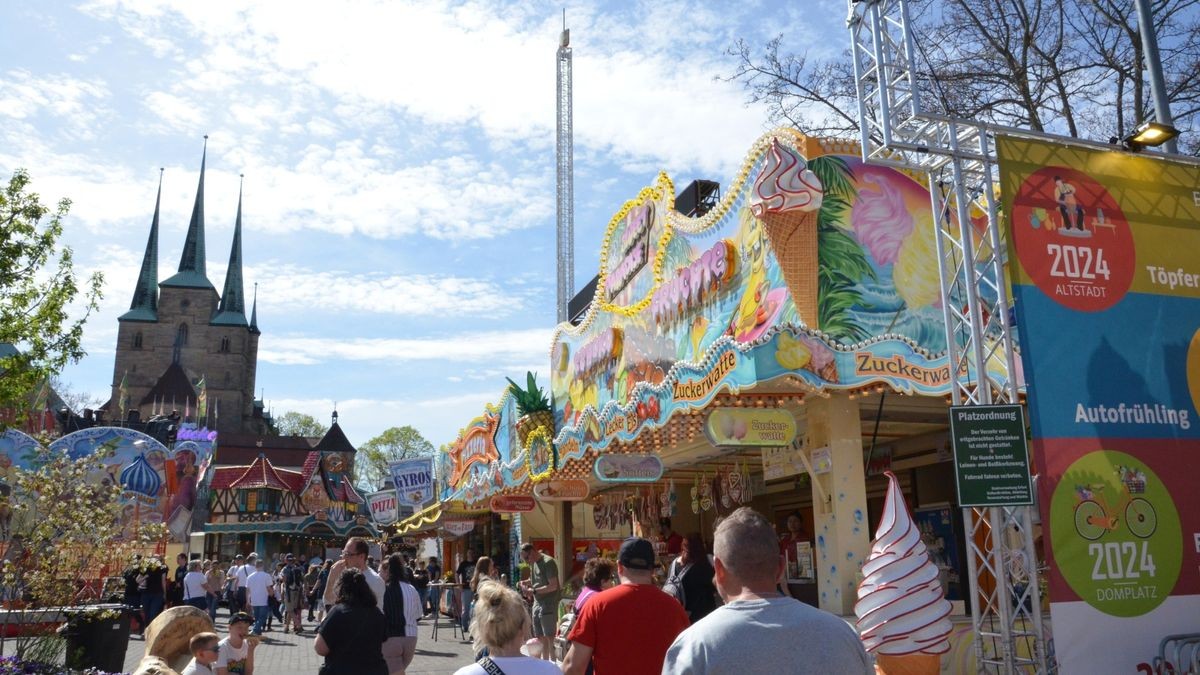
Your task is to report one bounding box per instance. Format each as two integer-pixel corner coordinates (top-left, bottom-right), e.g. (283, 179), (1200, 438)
(110, 138), (265, 434)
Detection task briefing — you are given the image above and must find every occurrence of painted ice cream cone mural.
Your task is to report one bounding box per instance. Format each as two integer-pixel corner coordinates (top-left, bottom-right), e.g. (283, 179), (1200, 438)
(856, 471), (952, 674)
(749, 138), (823, 329)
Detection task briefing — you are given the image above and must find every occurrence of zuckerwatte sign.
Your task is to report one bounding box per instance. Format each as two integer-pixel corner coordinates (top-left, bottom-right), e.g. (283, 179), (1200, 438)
(998, 135), (1200, 674)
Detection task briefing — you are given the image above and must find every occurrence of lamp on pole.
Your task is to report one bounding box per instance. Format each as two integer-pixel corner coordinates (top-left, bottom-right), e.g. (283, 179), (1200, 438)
(1134, 0), (1179, 154)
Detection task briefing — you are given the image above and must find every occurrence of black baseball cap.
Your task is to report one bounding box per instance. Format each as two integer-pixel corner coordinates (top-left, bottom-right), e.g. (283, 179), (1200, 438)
(230, 612), (253, 626)
(618, 537), (656, 570)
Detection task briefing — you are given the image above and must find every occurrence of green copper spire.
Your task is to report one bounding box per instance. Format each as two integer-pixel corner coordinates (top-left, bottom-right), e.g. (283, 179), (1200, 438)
(120, 169), (163, 322)
(249, 282), (260, 334)
(212, 174), (248, 326)
(162, 136), (215, 289)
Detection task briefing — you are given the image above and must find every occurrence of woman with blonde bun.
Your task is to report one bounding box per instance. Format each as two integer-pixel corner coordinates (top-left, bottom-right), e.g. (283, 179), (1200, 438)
(452, 580), (562, 675)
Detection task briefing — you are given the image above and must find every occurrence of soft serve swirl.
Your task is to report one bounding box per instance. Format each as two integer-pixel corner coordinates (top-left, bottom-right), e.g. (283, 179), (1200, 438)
(750, 138), (823, 216)
(855, 471), (952, 656)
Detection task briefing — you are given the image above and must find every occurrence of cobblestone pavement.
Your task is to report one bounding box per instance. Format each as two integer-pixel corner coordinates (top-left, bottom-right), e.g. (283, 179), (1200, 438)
(124, 613), (479, 674)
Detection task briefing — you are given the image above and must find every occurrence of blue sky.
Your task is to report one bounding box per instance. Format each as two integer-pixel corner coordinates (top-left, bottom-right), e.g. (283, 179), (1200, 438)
(0, 0), (844, 448)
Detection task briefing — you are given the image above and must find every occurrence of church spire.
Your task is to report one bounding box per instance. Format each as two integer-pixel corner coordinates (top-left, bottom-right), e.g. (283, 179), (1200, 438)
(120, 168), (163, 322)
(162, 135), (215, 289)
(212, 174), (248, 326)
(249, 282), (260, 334)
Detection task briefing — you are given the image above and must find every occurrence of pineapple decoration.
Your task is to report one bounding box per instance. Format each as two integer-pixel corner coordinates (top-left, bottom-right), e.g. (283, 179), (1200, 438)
(507, 371), (556, 449)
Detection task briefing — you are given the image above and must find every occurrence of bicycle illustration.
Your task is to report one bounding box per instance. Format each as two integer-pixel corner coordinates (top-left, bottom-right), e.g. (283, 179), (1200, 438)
(1072, 466), (1157, 540)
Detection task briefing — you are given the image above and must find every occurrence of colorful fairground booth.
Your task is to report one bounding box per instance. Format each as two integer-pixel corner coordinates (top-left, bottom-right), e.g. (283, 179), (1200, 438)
(427, 129), (1018, 637)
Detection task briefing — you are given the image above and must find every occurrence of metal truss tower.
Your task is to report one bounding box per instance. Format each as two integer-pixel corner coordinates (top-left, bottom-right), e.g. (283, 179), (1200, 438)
(846, 1), (1050, 672)
(556, 17), (574, 324)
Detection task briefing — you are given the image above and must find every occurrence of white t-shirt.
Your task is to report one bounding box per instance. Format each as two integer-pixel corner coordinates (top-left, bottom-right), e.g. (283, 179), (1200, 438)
(246, 570), (274, 606)
(181, 658), (215, 675)
(364, 566), (386, 611)
(183, 571), (208, 601)
(234, 564), (251, 589)
(452, 656), (563, 675)
(214, 637), (249, 674)
(401, 582), (422, 637)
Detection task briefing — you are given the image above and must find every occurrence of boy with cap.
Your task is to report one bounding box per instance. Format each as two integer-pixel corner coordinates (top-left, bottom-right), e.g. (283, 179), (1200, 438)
(215, 613), (257, 675)
(562, 537), (689, 675)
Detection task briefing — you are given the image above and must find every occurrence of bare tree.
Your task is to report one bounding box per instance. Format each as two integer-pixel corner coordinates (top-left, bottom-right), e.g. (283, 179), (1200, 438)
(726, 0), (1200, 155)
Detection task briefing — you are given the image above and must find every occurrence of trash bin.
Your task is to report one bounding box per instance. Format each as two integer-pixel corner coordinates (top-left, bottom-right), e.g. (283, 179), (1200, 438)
(63, 603), (131, 672)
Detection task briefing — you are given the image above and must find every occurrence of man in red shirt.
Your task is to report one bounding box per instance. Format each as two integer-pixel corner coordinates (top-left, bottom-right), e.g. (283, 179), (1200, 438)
(660, 518), (684, 556)
(562, 537), (689, 675)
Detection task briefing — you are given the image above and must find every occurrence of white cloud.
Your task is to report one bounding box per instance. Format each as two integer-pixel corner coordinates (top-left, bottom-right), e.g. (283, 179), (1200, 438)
(79, 0), (773, 177)
(144, 91), (206, 133)
(247, 264), (531, 317)
(0, 70), (110, 139)
(268, 392), (502, 446)
(259, 328), (553, 366)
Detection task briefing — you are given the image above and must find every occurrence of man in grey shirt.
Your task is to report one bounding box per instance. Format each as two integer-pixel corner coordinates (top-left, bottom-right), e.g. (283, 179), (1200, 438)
(518, 543), (561, 661)
(662, 507), (874, 675)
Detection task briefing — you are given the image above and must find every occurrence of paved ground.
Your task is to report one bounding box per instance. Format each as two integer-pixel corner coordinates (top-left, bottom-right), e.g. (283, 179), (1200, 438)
(124, 612), (479, 674)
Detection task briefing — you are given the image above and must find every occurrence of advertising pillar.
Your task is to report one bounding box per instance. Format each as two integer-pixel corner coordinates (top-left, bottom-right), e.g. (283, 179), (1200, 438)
(998, 136), (1200, 673)
(807, 394), (871, 615)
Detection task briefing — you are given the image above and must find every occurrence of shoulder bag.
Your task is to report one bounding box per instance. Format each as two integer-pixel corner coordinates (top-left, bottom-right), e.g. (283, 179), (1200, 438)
(477, 656), (508, 675)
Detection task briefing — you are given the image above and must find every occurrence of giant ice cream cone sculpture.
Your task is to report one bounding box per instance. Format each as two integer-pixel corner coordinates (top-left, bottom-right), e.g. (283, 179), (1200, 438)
(855, 471), (952, 674)
(750, 137), (823, 327)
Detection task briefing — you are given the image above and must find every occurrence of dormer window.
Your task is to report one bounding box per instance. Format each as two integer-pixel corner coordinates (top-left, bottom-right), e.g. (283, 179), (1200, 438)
(238, 489), (280, 513)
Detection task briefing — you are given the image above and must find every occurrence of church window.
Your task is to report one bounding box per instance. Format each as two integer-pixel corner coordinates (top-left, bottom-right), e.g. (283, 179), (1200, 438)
(177, 323), (189, 347)
(133, 332), (143, 349)
(225, 371), (232, 385)
(220, 336), (230, 353)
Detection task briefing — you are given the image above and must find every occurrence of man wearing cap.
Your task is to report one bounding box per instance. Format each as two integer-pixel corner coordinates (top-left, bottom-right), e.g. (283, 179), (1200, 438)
(563, 537), (689, 675)
(215, 612), (257, 675)
(518, 543), (561, 660)
(226, 554), (252, 614)
(280, 553), (306, 634)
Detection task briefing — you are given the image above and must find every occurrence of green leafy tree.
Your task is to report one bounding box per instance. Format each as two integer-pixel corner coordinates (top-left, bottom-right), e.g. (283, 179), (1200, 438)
(272, 411), (329, 437)
(358, 425), (434, 490)
(0, 170), (103, 428)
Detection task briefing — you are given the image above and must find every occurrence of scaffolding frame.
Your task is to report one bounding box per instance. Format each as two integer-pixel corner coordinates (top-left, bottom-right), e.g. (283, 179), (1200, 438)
(846, 1), (1050, 672)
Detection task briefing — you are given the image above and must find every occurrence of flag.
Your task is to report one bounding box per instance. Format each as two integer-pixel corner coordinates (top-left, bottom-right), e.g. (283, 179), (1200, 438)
(118, 371), (130, 414)
(197, 375), (207, 420)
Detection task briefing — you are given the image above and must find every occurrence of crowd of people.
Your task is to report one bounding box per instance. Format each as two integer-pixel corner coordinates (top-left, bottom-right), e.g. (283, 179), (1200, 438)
(160, 507), (875, 675)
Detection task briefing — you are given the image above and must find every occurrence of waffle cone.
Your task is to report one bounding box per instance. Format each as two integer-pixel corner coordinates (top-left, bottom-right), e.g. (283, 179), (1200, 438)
(874, 653), (941, 675)
(759, 209), (820, 327)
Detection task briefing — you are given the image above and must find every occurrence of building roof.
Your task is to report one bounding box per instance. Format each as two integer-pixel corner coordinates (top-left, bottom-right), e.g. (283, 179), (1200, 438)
(162, 137), (215, 290)
(120, 170), (161, 323)
(214, 432), (319, 469)
(313, 420), (356, 455)
(249, 283), (260, 334)
(211, 177), (248, 327)
(139, 362), (197, 406)
(211, 454), (304, 492)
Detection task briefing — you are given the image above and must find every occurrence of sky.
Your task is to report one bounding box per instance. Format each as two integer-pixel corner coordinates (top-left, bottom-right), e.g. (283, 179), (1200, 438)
(0, 0), (846, 449)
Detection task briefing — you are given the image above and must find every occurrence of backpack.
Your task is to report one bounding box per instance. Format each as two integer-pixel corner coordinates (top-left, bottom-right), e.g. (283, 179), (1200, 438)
(662, 559), (690, 608)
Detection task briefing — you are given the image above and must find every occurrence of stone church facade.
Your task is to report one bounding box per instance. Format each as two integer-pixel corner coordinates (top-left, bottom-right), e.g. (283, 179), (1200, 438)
(108, 141), (267, 434)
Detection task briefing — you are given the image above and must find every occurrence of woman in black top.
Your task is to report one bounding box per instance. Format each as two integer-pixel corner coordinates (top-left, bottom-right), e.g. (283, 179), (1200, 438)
(314, 569), (387, 675)
(382, 554), (415, 675)
(672, 532), (718, 624)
